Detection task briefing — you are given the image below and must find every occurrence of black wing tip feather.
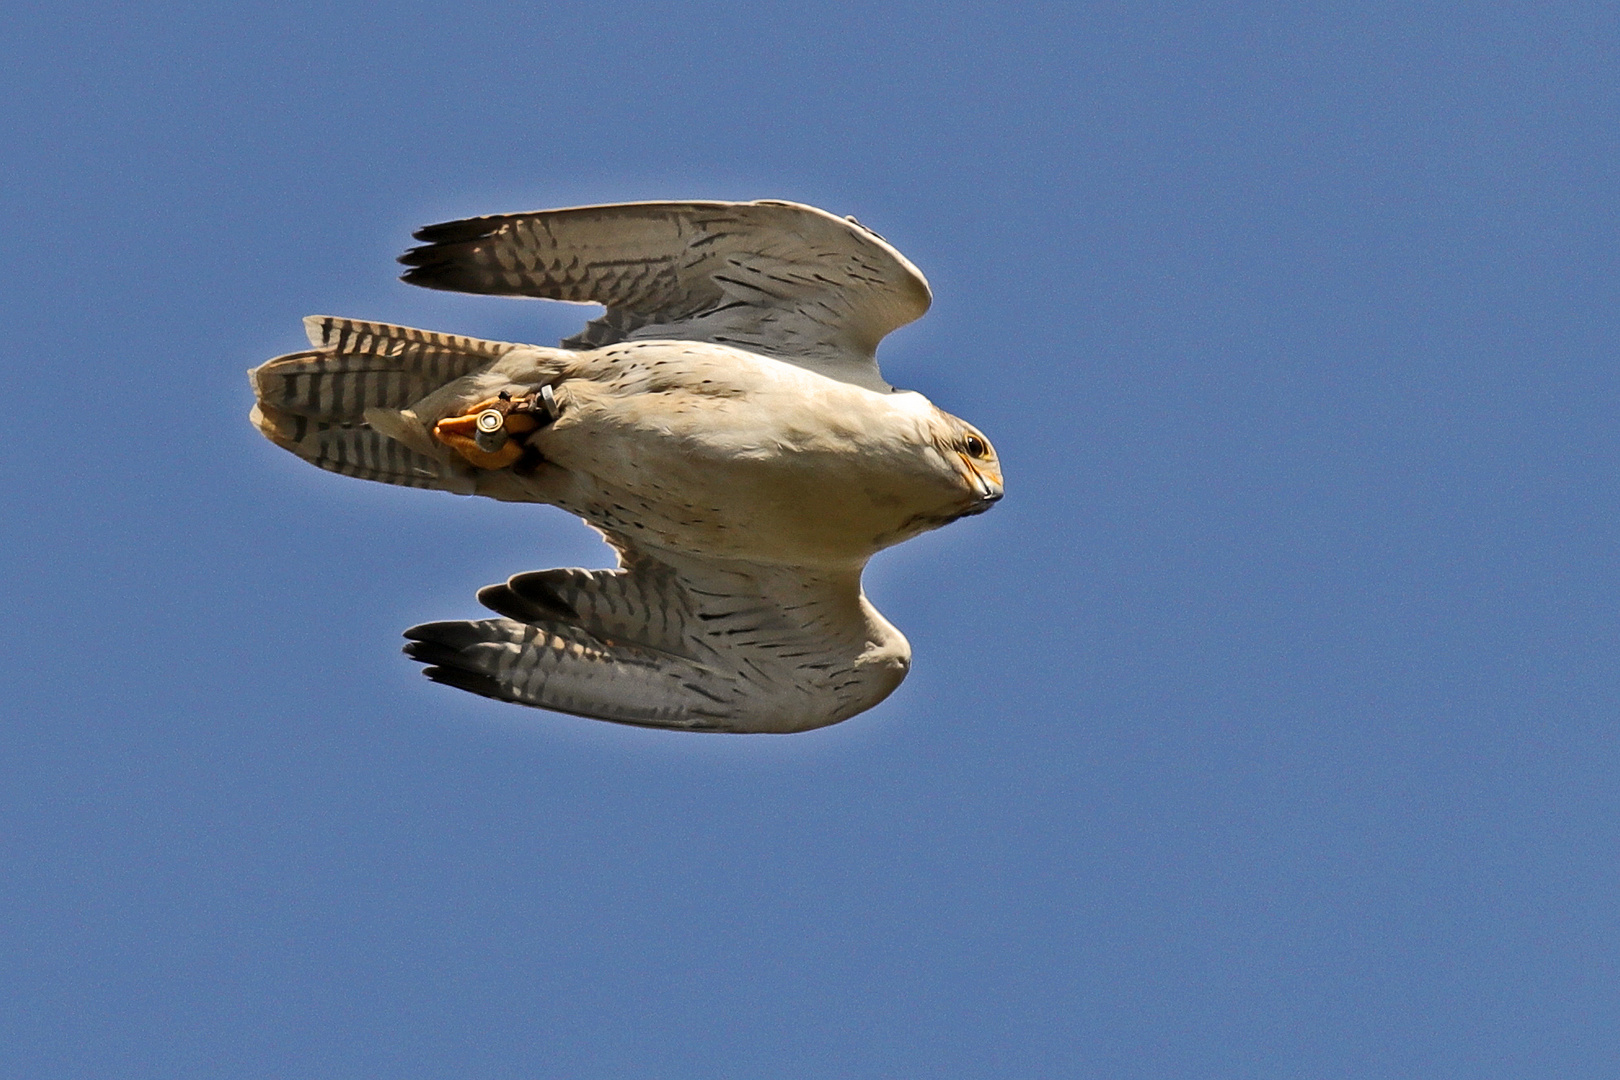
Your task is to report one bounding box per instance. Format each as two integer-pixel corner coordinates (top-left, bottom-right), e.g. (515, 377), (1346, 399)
(408, 214), (514, 245)
(420, 665), (510, 702)
(397, 247), (515, 296)
(403, 624), (520, 703)
(494, 573), (582, 621)
(403, 620), (491, 649)
(397, 243), (464, 285)
(474, 584), (555, 624)
(396, 245), (431, 268)
(397, 262), (458, 291)
(398, 214), (513, 291)
(401, 638), (461, 668)
(396, 243), (460, 270)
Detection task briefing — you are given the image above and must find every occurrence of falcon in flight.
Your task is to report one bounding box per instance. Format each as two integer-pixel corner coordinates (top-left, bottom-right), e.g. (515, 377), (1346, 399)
(249, 200), (1002, 733)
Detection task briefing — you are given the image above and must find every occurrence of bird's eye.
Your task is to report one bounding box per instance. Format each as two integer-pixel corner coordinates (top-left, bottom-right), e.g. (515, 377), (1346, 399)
(964, 434), (987, 458)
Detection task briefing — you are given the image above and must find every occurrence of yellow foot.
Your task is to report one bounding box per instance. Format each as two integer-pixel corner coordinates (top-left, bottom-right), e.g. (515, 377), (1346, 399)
(433, 396), (544, 469)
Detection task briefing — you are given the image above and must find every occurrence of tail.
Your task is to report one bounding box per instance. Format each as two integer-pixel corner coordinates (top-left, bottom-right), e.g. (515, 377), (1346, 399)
(248, 316), (515, 490)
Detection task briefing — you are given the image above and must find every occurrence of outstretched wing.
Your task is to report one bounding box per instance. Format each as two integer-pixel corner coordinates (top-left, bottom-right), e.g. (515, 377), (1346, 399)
(397, 200), (931, 391)
(402, 543), (911, 734)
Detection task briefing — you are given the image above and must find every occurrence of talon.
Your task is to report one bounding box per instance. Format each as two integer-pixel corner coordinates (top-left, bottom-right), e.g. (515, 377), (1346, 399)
(433, 413), (481, 437)
(431, 389), (559, 470)
(434, 398), (524, 469)
(433, 427), (524, 469)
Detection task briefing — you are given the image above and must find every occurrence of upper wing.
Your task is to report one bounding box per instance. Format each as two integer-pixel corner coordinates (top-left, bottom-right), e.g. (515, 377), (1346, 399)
(402, 542), (911, 734)
(396, 200), (931, 391)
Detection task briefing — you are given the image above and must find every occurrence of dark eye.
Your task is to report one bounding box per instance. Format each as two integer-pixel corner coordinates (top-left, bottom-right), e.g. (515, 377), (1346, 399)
(964, 434), (987, 458)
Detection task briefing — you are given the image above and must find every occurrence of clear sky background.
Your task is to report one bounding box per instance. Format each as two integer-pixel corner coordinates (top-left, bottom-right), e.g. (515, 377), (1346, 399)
(3, 2), (1617, 1077)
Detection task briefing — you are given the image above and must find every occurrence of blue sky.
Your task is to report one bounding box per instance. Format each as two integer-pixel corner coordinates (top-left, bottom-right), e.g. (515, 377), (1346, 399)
(4, 2), (1618, 1077)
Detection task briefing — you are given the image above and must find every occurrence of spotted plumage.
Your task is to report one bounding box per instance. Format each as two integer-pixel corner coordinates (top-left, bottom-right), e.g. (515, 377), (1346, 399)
(250, 200), (1002, 733)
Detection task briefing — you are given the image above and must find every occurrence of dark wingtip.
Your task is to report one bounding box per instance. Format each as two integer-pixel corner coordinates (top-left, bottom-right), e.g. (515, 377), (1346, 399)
(408, 213), (512, 245)
(396, 245), (461, 289)
(398, 265), (445, 289)
(398, 214), (511, 290)
(402, 638), (462, 668)
(506, 572), (581, 621)
(409, 219), (472, 244)
(405, 620), (470, 644)
(478, 575), (579, 624)
(404, 620), (523, 704)
(474, 584), (532, 622)
(420, 665), (508, 701)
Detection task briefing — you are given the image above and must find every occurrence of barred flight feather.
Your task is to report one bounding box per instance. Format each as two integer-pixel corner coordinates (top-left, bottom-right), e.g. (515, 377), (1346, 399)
(401, 552), (910, 734)
(248, 317), (524, 493)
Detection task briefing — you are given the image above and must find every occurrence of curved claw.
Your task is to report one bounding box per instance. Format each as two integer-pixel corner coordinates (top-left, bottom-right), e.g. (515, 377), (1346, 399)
(434, 426), (524, 469)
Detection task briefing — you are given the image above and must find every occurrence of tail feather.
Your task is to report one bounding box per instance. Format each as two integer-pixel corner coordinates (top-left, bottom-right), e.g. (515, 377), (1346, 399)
(249, 402), (449, 489)
(253, 316), (513, 424)
(249, 317), (515, 492)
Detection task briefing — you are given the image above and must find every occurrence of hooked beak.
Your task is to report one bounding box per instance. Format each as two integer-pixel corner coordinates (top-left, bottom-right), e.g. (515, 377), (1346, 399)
(958, 453), (1004, 512)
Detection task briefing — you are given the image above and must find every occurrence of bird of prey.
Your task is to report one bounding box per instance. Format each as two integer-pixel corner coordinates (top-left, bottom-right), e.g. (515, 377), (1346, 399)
(249, 200), (1002, 733)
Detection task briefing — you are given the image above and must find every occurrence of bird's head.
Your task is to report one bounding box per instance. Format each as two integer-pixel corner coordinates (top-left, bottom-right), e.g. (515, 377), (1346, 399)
(932, 412), (1003, 517)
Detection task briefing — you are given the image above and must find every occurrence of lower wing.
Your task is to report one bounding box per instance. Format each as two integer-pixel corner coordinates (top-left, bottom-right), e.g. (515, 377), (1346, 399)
(404, 545), (910, 734)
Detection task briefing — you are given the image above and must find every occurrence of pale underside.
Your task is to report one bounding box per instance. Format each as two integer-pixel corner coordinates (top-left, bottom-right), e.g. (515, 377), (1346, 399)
(249, 201), (988, 733)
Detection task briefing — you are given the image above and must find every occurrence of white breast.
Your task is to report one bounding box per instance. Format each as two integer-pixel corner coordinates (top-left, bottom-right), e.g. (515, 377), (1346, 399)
(524, 342), (962, 566)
